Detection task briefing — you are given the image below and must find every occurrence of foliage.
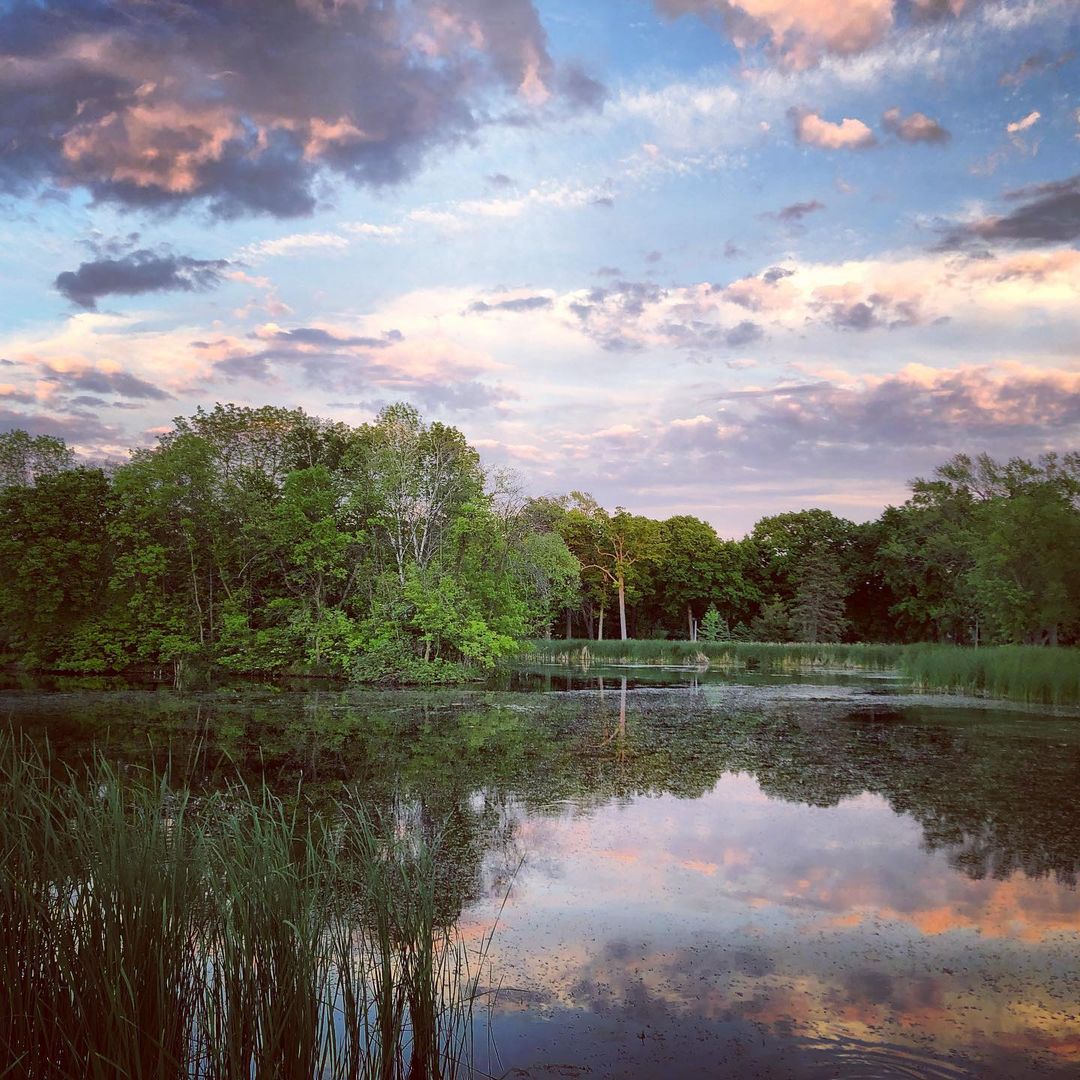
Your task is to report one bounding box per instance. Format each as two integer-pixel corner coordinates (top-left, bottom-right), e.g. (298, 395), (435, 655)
(1, 414), (1078, 675)
(697, 604), (729, 642)
(0, 735), (489, 1080)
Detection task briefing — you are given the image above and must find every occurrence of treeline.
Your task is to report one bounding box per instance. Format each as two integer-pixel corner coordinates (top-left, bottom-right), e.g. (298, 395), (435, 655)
(0, 405), (1078, 680)
(0, 406), (578, 681)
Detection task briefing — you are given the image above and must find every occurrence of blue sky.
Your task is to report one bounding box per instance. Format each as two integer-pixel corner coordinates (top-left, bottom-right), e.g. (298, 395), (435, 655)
(1, 0), (1079, 533)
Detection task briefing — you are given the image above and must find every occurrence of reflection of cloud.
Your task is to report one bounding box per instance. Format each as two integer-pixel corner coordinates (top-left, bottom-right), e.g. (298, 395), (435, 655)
(462, 772), (1080, 1078)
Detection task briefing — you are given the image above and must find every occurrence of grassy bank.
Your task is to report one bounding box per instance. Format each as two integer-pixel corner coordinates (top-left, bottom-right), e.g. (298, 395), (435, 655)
(516, 639), (1080, 706)
(0, 737), (491, 1080)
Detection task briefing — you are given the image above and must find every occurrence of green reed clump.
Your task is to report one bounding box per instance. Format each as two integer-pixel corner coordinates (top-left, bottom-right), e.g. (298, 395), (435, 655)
(518, 638), (904, 672)
(0, 735), (490, 1080)
(901, 644), (1080, 706)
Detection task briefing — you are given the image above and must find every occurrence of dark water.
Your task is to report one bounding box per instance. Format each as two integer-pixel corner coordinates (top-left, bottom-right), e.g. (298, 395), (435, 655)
(4, 668), (1080, 1078)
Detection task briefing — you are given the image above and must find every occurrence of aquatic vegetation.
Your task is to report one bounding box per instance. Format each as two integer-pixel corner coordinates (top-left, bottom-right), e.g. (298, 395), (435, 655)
(516, 638), (1080, 704)
(517, 638), (906, 672)
(0, 736), (492, 1080)
(901, 643), (1080, 706)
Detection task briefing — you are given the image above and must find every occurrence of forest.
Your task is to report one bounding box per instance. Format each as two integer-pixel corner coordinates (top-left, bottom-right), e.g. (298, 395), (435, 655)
(0, 404), (1078, 682)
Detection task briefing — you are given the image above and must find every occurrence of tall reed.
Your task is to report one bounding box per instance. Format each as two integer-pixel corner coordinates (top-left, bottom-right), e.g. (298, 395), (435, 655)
(900, 643), (1080, 706)
(517, 638), (905, 672)
(516, 638), (1080, 704)
(0, 735), (491, 1079)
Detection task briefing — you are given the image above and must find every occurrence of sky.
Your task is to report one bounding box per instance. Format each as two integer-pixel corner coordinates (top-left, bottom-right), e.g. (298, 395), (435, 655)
(1, 0), (1079, 536)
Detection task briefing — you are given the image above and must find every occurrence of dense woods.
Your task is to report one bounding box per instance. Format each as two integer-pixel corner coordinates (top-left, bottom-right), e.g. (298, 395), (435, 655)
(0, 405), (1078, 680)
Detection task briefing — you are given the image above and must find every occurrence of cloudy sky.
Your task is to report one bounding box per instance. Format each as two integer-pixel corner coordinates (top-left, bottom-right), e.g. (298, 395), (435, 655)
(2, 0), (1079, 534)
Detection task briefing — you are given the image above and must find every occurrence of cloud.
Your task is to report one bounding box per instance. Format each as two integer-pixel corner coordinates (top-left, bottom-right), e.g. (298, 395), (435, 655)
(240, 233), (350, 260)
(0, 0), (599, 218)
(812, 291), (924, 331)
(882, 107), (950, 144)
(774, 199), (826, 221)
(939, 174), (1080, 248)
(269, 327), (403, 348)
(468, 295), (554, 314)
(999, 50), (1074, 87)
(725, 320), (764, 346)
(0, 406), (120, 448)
(651, 0), (1003, 69)
(1006, 110), (1041, 135)
(789, 108), (876, 150)
(654, 1), (897, 68)
(55, 250), (228, 310)
(720, 364), (1080, 452)
(41, 363), (172, 401)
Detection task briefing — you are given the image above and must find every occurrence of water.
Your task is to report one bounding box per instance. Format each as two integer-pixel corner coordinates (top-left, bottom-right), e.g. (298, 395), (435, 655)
(4, 668), (1079, 1078)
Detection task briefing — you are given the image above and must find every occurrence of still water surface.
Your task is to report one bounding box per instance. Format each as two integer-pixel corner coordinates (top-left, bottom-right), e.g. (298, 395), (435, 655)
(5, 668), (1079, 1078)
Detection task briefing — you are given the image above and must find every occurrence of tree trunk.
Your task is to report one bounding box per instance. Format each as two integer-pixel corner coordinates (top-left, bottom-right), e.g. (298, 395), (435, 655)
(565, 608), (573, 639)
(687, 604), (694, 642)
(598, 603), (605, 641)
(618, 579), (627, 641)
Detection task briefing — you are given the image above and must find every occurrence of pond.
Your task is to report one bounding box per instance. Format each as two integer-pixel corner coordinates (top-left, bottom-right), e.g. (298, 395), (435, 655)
(4, 667), (1080, 1079)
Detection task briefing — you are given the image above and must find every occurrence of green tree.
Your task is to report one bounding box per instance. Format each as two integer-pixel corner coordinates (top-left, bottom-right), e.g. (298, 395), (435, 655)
(0, 430), (76, 489)
(788, 546), (850, 643)
(0, 468), (111, 663)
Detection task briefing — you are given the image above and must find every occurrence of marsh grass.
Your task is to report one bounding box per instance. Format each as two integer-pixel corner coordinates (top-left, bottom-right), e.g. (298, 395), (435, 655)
(0, 735), (491, 1079)
(518, 639), (904, 672)
(901, 643), (1080, 706)
(517, 638), (1080, 704)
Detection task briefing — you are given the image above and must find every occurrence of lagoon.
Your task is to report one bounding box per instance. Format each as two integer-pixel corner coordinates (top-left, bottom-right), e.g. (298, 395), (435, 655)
(4, 668), (1079, 1078)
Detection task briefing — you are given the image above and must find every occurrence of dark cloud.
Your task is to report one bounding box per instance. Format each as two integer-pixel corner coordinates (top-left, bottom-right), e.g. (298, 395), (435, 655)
(42, 365), (172, 401)
(938, 174), (1080, 249)
(723, 240), (743, 257)
(409, 379), (517, 412)
(0, 407), (119, 445)
(0, 0), (599, 219)
(999, 49), (1074, 87)
(882, 107), (950, 144)
(774, 199), (826, 222)
(0, 388), (37, 404)
(730, 367), (1080, 451)
(487, 173), (515, 188)
(762, 266), (795, 283)
(594, 266), (623, 277)
(590, 195), (616, 208)
(270, 327), (403, 347)
(468, 295), (552, 314)
(644, 250), (663, 264)
(55, 249), (228, 309)
(725, 320), (764, 347)
(814, 293), (923, 332)
(644, 367), (1080, 489)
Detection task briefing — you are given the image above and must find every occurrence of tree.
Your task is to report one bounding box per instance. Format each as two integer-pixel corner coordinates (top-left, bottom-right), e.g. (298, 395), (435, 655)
(0, 430), (75, 489)
(0, 468), (111, 662)
(788, 546), (850, 643)
(969, 484), (1080, 645)
(652, 516), (756, 640)
(578, 509), (665, 641)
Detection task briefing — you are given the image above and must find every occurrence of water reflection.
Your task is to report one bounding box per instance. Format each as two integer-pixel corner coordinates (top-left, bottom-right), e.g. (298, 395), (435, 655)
(4, 679), (1079, 1076)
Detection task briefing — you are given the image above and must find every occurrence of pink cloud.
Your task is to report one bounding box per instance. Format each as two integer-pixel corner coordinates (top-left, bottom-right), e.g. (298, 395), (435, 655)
(790, 108), (877, 150)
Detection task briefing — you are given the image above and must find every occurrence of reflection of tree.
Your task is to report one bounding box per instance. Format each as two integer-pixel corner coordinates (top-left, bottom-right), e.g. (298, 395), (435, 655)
(8, 687), (1080, 887)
